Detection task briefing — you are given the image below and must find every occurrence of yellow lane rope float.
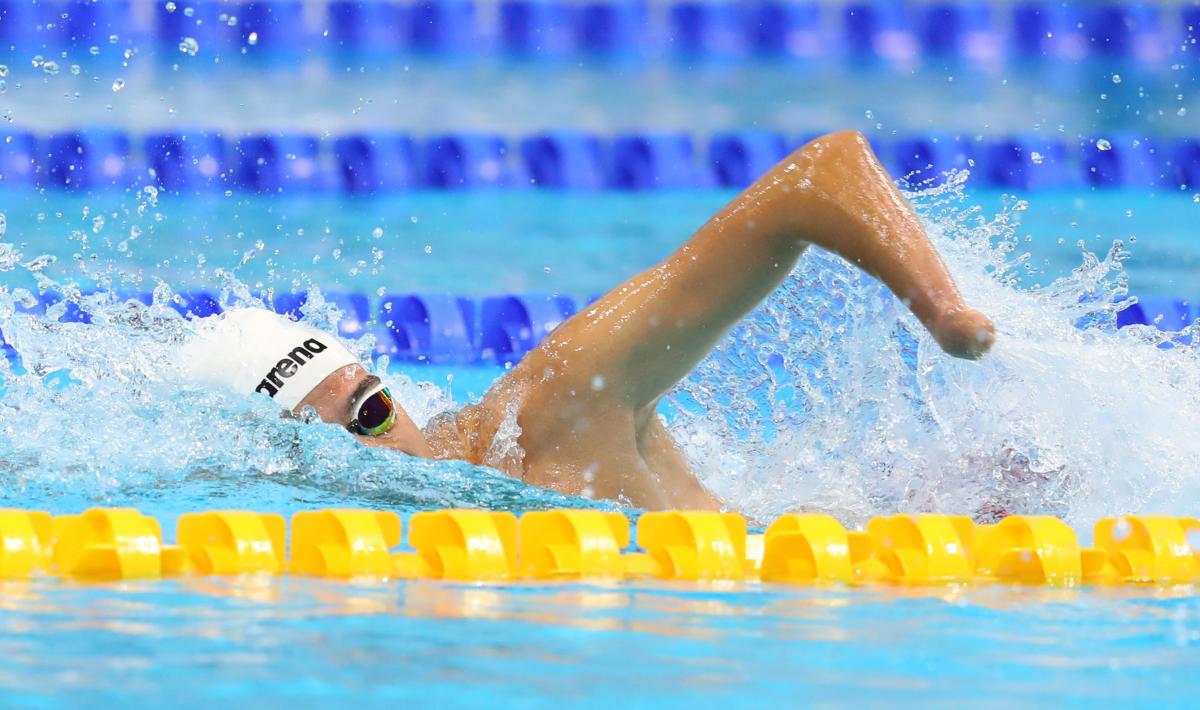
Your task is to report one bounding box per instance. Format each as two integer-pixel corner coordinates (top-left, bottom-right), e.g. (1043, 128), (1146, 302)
(1, 508), (1198, 587)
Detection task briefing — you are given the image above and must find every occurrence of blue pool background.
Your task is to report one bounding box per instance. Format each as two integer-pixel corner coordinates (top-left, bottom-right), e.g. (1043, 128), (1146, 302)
(3, 0), (1200, 706)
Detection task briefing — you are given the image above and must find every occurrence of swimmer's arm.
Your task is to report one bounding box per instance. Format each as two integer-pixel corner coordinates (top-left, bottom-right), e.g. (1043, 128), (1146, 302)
(532, 131), (992, 411)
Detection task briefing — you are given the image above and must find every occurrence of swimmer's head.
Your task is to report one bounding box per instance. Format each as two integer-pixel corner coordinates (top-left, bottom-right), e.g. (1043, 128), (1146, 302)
(181, 308), (431, 456)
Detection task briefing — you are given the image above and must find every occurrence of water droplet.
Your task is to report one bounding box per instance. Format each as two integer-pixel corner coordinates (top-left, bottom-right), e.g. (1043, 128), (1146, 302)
(1030, 151), (1044, 165)
(1112, 73), (1122, 84)
(1112, 517), (1132, 542)
(178, 37), (199, 56)
(111, 78), (125, 92)
(1096, 138), (1112, 151)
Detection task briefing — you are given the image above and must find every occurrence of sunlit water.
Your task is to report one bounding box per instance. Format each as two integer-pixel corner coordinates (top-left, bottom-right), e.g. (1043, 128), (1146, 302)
(1, 178), (1199, 704)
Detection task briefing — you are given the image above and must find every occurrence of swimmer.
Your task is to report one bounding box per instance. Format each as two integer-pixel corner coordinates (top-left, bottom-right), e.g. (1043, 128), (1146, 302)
(185, 131), (995, 510)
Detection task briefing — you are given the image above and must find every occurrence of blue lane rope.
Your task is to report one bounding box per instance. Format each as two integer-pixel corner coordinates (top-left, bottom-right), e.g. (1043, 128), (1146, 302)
(1, 290), (1193, 367)
(0, 1), (1194, 66)
(2, 130), (1199, 192)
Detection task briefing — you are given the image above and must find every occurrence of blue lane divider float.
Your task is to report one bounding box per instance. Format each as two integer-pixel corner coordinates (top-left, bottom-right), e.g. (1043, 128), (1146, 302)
(423, 133), (514, 189)
(144, 132), (226, 192)
(5, 129), (1200, 193)
(0, 1), (1193, 66)
(520, 131), (605, 189)
(479, 293), (576, 362)
(3, 291), (1193, 368)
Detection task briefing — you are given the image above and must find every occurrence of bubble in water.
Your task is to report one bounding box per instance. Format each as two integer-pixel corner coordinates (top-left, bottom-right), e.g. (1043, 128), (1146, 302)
(164, 1), (176, 12)
(1179, 108), (1188, 118)
(89, 46), (100, 56)
(1030, 151), (1044, 165)
(42, 60), (59, 75)
(1112, 74), (1122, 84)
(91, 215), (104, 233)
(178, 37), (199, 56)
(410, 216), (418, 224)
(372, 227), (383, 238)
(111, 78), (124, 92)
(108, 34), (118, 43)
(424, 245), (432, 254)
(247, 32), (259, 46)
(0, 212), (6, 239)
(183, 6), (194, 17)
(0, 65), (8, 77)
(0, 81), (6, 94)
(69, 64), (80, 75)
(1096, 138), (1112, 151)
(1111, 517), (1132, 542)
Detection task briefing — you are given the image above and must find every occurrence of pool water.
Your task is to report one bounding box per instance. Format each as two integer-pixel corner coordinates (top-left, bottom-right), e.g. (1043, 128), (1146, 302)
(2, 177), (1200, 705)
(3, 187), (1198, 299)
(2, 578), (1199, 707)
(3, 5), (1200, 704)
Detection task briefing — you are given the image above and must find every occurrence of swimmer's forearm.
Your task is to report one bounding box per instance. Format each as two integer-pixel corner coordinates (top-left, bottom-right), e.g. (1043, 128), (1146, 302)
(532, 131), (992, 415)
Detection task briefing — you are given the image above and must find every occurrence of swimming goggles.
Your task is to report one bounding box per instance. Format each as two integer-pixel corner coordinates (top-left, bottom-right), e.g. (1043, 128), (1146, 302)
(347, 384), (397, 437)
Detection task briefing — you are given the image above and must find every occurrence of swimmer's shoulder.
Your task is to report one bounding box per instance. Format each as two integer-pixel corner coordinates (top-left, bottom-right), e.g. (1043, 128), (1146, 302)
(421, 368), (535, 467)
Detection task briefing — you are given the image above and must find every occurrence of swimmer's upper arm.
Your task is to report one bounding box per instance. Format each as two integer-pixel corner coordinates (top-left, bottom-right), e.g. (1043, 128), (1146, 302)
(525, 163), (808, 412)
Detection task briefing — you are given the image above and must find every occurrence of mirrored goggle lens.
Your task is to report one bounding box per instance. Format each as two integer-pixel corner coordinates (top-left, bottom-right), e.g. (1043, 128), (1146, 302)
(353, 387), (396, 436)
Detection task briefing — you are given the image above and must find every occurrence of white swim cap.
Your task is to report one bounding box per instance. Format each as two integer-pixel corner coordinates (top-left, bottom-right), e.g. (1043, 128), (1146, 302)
(180, 307), (360, 410)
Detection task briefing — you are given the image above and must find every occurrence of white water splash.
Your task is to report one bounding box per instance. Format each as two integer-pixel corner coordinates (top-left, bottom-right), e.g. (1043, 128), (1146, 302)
(0, 278), (588, 514)
(669, 174), (1200, 528)
(1, 176), (1196, 525)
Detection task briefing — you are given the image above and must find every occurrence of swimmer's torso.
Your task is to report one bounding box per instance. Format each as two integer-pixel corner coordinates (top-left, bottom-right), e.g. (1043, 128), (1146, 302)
(421, 355), (722, 510)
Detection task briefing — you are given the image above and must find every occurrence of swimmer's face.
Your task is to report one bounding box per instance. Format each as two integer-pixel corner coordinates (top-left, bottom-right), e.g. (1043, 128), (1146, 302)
(296, 364), (433, 458)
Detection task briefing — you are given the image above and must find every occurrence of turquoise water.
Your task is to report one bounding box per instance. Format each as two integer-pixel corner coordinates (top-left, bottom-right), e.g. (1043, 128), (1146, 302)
(2, 178), (1200, 704)
(1, 579), (1198, 707)
(4, 17), (1200, 696)
(3, 187), (1198, 299)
